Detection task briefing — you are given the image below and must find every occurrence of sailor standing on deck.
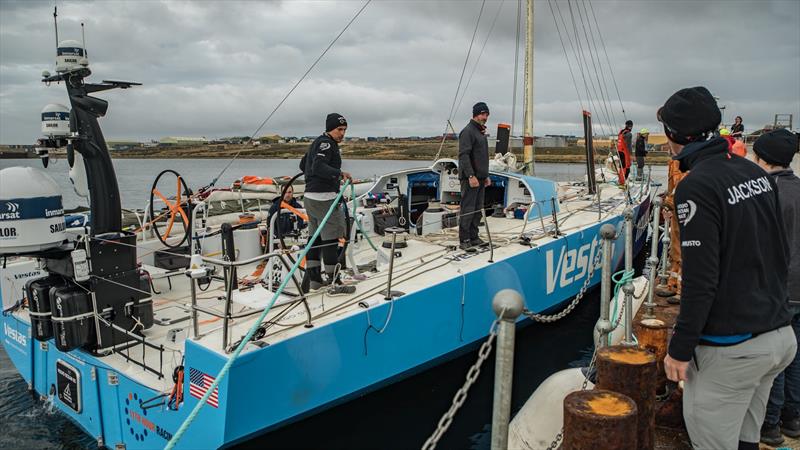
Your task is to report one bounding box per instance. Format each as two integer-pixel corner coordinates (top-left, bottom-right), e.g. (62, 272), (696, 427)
(634, 128), (649, 180)
(753, 130), (800, 447)
(299, 113), (356, 296)
(458, 102), (491, 252)
(617, 120), (634, 181)
(659, 87), (795, 450)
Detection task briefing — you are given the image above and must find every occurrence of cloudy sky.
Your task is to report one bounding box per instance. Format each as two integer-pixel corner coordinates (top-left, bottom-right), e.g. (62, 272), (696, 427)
(1, 0), (798, 144)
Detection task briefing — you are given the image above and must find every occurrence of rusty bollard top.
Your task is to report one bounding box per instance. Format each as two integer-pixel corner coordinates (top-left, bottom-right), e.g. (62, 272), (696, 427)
(565, 389), (638, 419)
(598, 346), (656, 366)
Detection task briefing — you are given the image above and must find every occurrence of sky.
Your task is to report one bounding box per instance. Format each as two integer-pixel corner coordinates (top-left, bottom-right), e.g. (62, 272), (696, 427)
(1, 0), (798, 144)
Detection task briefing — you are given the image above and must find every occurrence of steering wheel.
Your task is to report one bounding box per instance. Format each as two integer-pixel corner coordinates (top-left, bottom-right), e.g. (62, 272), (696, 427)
(149, 169), (192, 248)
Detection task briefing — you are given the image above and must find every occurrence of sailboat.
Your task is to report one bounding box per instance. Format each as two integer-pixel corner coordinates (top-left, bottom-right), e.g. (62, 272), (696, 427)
(0, 2), (653, 448)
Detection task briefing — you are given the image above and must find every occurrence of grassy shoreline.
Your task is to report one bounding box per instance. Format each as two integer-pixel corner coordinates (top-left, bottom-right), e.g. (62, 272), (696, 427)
(2, 140), (672, 165)
(107, 140), (673, 165)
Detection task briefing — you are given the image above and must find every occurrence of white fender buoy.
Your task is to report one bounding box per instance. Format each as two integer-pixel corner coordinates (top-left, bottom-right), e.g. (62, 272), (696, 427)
(508, 275), (650, 449)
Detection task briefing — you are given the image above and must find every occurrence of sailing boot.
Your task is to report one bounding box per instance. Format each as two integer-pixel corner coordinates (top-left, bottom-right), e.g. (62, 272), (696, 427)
(781, 416), (800, 438)
(470, 237), (487, 247)
(760, 422), (784, 446)
(302, 267), (326, 293)
(326, 274), (355, 297)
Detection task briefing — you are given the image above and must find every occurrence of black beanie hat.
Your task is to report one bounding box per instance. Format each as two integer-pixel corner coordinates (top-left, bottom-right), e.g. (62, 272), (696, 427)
(472, 102), (490, 117)
(657, 86), (721, 144)
(625, 120), (633, 127)
(326, 113), (347, 132)
(754, 129), (799, 167)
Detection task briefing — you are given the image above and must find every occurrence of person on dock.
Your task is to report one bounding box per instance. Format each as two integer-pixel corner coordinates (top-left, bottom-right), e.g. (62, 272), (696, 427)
(731, 115), (745, 140)
(658, 157), (687, 303)
(458, 102), (491, 252)
(659, 86), (795, 450)
(299, 113), (356, 296)
(753, 130), (800, 447)
(634, 128), (649, 180)
(616, 119), (633, 181)
(268, 185), (305, 237)
(731, 139), (748, 158)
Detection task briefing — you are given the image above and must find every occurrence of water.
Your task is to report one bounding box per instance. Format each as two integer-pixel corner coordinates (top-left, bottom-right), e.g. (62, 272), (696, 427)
(0, 158), (662, 449)
(0, 158), (604, 211)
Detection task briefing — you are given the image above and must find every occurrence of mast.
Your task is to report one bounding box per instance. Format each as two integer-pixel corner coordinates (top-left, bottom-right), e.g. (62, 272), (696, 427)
(523, 0), (535, 175)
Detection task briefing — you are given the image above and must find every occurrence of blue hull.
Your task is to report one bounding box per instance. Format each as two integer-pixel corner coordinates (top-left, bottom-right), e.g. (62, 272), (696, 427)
(1, 198), (650, 449)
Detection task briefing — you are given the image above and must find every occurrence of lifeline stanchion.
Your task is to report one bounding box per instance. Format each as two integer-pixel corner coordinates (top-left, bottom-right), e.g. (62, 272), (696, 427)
(642, 197), (662, 319)
(490, 289), (524, 450)
(655, 216), (675, 298)
(621, 209), (636, 347)
(382, 226), (405, 300)
(594, 224), (617, 349)
(482, 208), (494, 263)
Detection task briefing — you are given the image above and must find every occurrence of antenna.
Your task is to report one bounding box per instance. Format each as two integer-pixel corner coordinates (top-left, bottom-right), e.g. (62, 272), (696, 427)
(53, 5), (59, 52)
(81, 22), (87, 58)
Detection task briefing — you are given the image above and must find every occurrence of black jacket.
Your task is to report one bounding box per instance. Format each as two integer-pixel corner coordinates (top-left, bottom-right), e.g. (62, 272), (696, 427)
(458, 120), (490, 180)
(773, 169), (800, 305)
(268, 196), (305, 235)
(635, 136), (648, 157)
(299, 133), (342, 193)
(668, 137), (792, 361)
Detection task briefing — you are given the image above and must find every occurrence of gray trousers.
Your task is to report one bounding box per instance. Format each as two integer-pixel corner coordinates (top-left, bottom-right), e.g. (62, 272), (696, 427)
(304, 197), (346, 241)
(683, 325), (796, 449)
(459, 181), (485, 242)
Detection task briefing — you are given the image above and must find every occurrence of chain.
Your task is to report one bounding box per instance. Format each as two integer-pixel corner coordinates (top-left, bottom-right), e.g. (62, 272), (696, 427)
(421, 316), (502, 450)
(525, 244), (604, 323)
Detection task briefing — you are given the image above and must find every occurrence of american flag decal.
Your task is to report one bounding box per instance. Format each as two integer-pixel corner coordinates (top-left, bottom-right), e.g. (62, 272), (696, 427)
(189, 367), (219, 408)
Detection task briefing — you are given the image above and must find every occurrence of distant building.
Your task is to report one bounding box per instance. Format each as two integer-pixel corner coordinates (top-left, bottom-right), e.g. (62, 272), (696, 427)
(159, 136), (208, 146)
(258, 134), (282, 144)
(107, 140), (142, 151)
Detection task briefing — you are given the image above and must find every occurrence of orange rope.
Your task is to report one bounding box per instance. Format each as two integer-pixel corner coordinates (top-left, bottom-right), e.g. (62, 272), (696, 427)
(281, 201), (308, 221)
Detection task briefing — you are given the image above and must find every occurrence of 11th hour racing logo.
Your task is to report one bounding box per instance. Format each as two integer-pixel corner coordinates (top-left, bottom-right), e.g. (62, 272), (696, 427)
(0, 202), (20, 220)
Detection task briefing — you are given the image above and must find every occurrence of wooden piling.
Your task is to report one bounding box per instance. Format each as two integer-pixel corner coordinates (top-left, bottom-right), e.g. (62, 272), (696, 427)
(562, 389), (638, 450)
(596, 346), (657, 450)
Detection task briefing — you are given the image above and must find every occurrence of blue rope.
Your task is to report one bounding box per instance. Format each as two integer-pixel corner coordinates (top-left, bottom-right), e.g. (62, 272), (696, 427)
(166, 180), (353, 450)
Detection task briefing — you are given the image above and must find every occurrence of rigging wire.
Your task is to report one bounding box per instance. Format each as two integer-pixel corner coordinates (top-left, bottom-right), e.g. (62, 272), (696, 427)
(574, 0), (616, 131)
(207, 0), (372, 189)
(434, 0), (487, 161)
(546, 0), (584, 110)
(558, 0), (607, 137)
(455, 0), (506, 116)
(569, 0), (611, 136)
(566, 0), (611, 138)
(588, 0), (627, 120)
(578, 0), (617, 127)
(446, 0), (487, 122)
